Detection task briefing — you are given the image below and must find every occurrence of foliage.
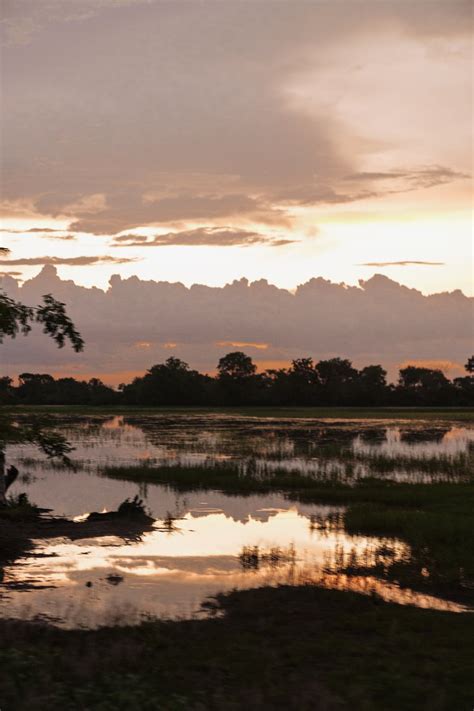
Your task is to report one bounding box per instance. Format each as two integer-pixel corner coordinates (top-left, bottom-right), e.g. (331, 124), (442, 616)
(4, 353), (474, 406)
(0, 414), (74, 462)
(0, 291), (84, 352)
(116, 495), (149, 519)
(217, 351), (257, 379)
(0, 283), (83, 498)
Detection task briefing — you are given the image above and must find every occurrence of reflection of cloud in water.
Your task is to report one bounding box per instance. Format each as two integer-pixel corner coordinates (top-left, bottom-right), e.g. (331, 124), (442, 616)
(1, 508), (467, 628)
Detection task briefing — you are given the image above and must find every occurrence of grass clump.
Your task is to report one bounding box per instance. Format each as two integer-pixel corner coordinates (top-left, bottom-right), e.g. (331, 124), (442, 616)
(0, 493), (40, 522)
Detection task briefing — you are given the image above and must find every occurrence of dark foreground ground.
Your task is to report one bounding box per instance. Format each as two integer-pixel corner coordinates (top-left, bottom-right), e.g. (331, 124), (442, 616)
(0, 585), (473, 711)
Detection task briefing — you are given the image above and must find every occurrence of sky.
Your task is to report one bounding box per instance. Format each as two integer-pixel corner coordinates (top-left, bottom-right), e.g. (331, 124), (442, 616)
(0, 0), (472, 295)
(0, 0), (473, 382)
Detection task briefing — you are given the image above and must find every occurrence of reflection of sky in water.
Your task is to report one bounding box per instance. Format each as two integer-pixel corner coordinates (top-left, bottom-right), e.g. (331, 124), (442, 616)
(353, 426), (474, 458)
(2, 416), (473, 626)
(1, 507), (466, 627)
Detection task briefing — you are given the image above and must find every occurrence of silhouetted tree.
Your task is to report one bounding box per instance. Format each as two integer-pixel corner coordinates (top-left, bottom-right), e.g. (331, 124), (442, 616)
(287, 358), (319, 405)
(0, 266), (83, 502)
(397, 366), (453, 405)
(315, 358), (358, 405)
(217, 352), (262, 405)
(217, 351), (257, 380)
(0, 291), (83, 352)
(0, 377), (15, 405)
(356, 365), (389, 405)
(453, 356), (474, 405)
(121, 357), (211, 406)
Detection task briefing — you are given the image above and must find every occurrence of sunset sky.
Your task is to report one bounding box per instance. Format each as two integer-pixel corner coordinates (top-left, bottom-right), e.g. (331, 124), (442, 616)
(1, 0), (472, 296)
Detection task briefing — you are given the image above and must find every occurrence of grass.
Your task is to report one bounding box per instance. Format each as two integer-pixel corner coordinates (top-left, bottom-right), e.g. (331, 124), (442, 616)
(0, 585), (473, 710)
(101, 458), (474, 495)
(342, 483), (474, 598)
(101, 461), (474, 602)
(347, 449), (473, 479)
(101, 461), (336, 493)
(3, 404), (474, 421)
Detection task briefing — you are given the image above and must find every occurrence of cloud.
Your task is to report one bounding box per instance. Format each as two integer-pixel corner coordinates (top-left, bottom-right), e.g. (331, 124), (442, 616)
(0, 271), (23, 277)
(216, 341), (269, 351)
(359, 261), (445, 267)
(1, 268), (470, 382)
(113, 234), (149, 244)
(0, 228), (76, 239)
(112, 227), (297, 248)
(0, 227), (60, 233)
(0, 255), (135, 266)
(67, 194), (284, 235)
(2, 2), (470, 236)
(342, 166), (469, 198)
(26, 227), (63, 233)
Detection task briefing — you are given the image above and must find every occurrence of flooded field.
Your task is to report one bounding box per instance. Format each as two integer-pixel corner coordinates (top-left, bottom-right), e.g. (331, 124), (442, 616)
(2, 414), (473, 626)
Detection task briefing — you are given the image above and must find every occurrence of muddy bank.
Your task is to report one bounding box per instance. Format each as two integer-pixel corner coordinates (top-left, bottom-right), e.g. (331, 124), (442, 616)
(0, 506), (155, 579)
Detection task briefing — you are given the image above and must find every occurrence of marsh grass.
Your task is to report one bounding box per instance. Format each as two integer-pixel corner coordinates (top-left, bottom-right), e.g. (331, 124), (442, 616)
(334, 447), (473, 479)
(239, 543), (297, 570)
(341, 488), (474, 602)
(101, 443), (474, 493)
(101, 460), (474, 601)
(5, 404), (474, 421)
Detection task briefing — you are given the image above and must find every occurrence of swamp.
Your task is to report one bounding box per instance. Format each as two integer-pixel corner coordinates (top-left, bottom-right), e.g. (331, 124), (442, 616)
(0, 408), (473, 709)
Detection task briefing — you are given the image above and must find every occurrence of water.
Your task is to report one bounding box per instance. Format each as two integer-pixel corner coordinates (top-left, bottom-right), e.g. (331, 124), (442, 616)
(2, 414), (473, 626)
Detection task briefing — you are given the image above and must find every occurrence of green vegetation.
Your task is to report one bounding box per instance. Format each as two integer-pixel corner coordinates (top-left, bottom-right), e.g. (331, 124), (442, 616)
(0, 585), (473, 710)
(340, 484), (474, 602)
(101, 462), (474, 602)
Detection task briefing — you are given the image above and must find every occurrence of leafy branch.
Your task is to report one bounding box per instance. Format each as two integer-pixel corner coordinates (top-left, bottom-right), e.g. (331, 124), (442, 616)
(0, 291), (84, 352)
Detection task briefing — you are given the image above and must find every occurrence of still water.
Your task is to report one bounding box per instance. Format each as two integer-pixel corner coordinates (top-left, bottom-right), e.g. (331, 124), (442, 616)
(2, 414), (473, 626)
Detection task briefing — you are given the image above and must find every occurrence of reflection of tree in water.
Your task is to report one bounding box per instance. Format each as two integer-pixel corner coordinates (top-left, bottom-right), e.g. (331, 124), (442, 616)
(122, 416), (380, 463)
(309, 512), (343, 537)
(322, 539), (408, 577)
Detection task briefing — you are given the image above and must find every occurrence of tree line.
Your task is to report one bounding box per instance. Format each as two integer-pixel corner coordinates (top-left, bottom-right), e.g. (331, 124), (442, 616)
(2, 352), (473, 407)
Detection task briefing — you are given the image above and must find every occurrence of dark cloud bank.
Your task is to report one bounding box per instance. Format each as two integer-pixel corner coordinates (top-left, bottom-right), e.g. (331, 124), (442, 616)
(1, 266), (472, 382)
